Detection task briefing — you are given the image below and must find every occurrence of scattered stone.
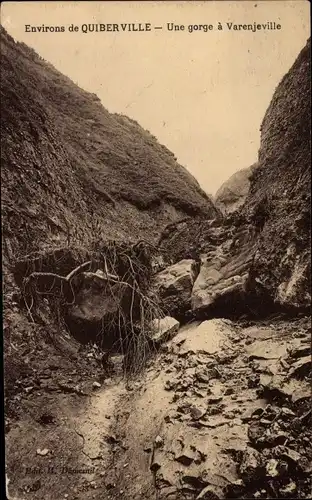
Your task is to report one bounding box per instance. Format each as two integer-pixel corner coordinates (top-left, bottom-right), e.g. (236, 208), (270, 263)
(194, 389), (207, 398)
(207, 396), (223, 404)
(239, 447), (262, 481)
(190, 405), (206, 420)
(150, 457), (161, 472)
(92, 381), (101, 389)
(175, 450), (195, 466)
(196, 416), (228, 428)
(36, 448), (50, 456)
(39, 413), (55, 425)
(288, 356), (311, 378)
(241, 407), (263, 423)
(246, 341), (289, 361)
(196, 484), (222, 499)
(265, 458), (278, 477)
(274, 446), (301, 467)
(260, 418), (273, 425)
(164, 380), (177, 391)
(280, 407), (295, 419)
(195, 368), (210, 384)
(155, 435), (164, 448)
(150, 317), (180, 345)
(247, 422), (267, 445)
(265, 458), (288, 478)
(151, 259), (198, 317)
(224, 479), (244, 498)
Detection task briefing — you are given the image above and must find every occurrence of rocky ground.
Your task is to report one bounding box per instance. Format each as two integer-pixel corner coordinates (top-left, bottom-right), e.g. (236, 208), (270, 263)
(5, 315), (311, 500)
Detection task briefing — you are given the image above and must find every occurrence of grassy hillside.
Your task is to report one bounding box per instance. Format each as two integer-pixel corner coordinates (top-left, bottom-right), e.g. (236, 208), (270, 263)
(1, 26), (218, 262)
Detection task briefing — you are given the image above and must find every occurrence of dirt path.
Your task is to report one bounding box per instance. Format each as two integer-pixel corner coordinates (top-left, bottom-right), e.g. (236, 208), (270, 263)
(6, 317), (311, 500)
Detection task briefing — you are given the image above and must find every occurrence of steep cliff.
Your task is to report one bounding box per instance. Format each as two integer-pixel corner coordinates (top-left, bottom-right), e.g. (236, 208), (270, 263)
(1, 26), (218, 267)
(244, 37), (311, 308)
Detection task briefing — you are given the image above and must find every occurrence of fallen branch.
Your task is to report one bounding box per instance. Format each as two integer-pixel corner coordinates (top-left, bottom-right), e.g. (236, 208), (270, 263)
(24, 261), (118, 288)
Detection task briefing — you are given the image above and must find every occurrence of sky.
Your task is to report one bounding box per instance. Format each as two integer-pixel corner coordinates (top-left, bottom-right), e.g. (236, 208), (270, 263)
(1, 1), (310, 194)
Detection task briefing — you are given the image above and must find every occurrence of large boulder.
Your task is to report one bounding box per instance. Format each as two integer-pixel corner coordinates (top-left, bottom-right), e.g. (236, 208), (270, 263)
(152, 259), (199, 319)
(66, 270), (124, 346)
(191, 236), (254, 315)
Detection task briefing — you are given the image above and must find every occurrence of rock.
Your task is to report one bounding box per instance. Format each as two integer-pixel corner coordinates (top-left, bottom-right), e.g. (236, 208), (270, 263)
(175, 449), (195, 466)
(247, 422), (267, 445)
(190, 405), (206, 420)
(247, 374), (260, 388)
(164, 379), (177, 391)
(280, 407), (296, 419)
(36, 448), (50, 456)
(246, 341), (288, 361)
(155, 435), (164, 448)
(245, 39), (311, 309)
(191, 250), (250, 313)
(224, 479), (244, 498)
(92, 381), (101, 389)
(150, 456), (162, 472)
(215, 163), (258, 215)
(260, 373), (311, 403)
(248, 421), (288, 448)
(274, 446), (302, 470)
(289, 345), (310, 359)
(196, 484), (222, 500)
(66, 273), (123, 343)
(151, 259), (198, 317)
(196, 416), (228, 428)
(224, 387), (234, 395)
(194, 388), (208, 398)
(195, 368), (210, 384)
(150, 317), (180, 345)
(279, 481), (297, 497)
(239, 447), (263, 481)
(207, 396), (223, 404)
(265, 458), (288, 478)
(265, 458), (279, 477)
(288, 356), (311, 378)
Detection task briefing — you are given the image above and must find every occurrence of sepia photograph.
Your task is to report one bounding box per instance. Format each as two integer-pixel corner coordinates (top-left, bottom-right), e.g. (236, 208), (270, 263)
(1, 1), (311, 499)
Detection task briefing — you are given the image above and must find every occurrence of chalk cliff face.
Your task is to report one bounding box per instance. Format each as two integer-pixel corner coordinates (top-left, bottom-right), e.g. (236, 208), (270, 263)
(244, 37), (311, 308)
(1, 26), (218, 266)
(215, 163), (258, 214)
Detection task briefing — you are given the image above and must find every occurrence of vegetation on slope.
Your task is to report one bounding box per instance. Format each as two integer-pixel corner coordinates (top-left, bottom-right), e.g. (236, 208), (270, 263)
(1, 26), (218, 262)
